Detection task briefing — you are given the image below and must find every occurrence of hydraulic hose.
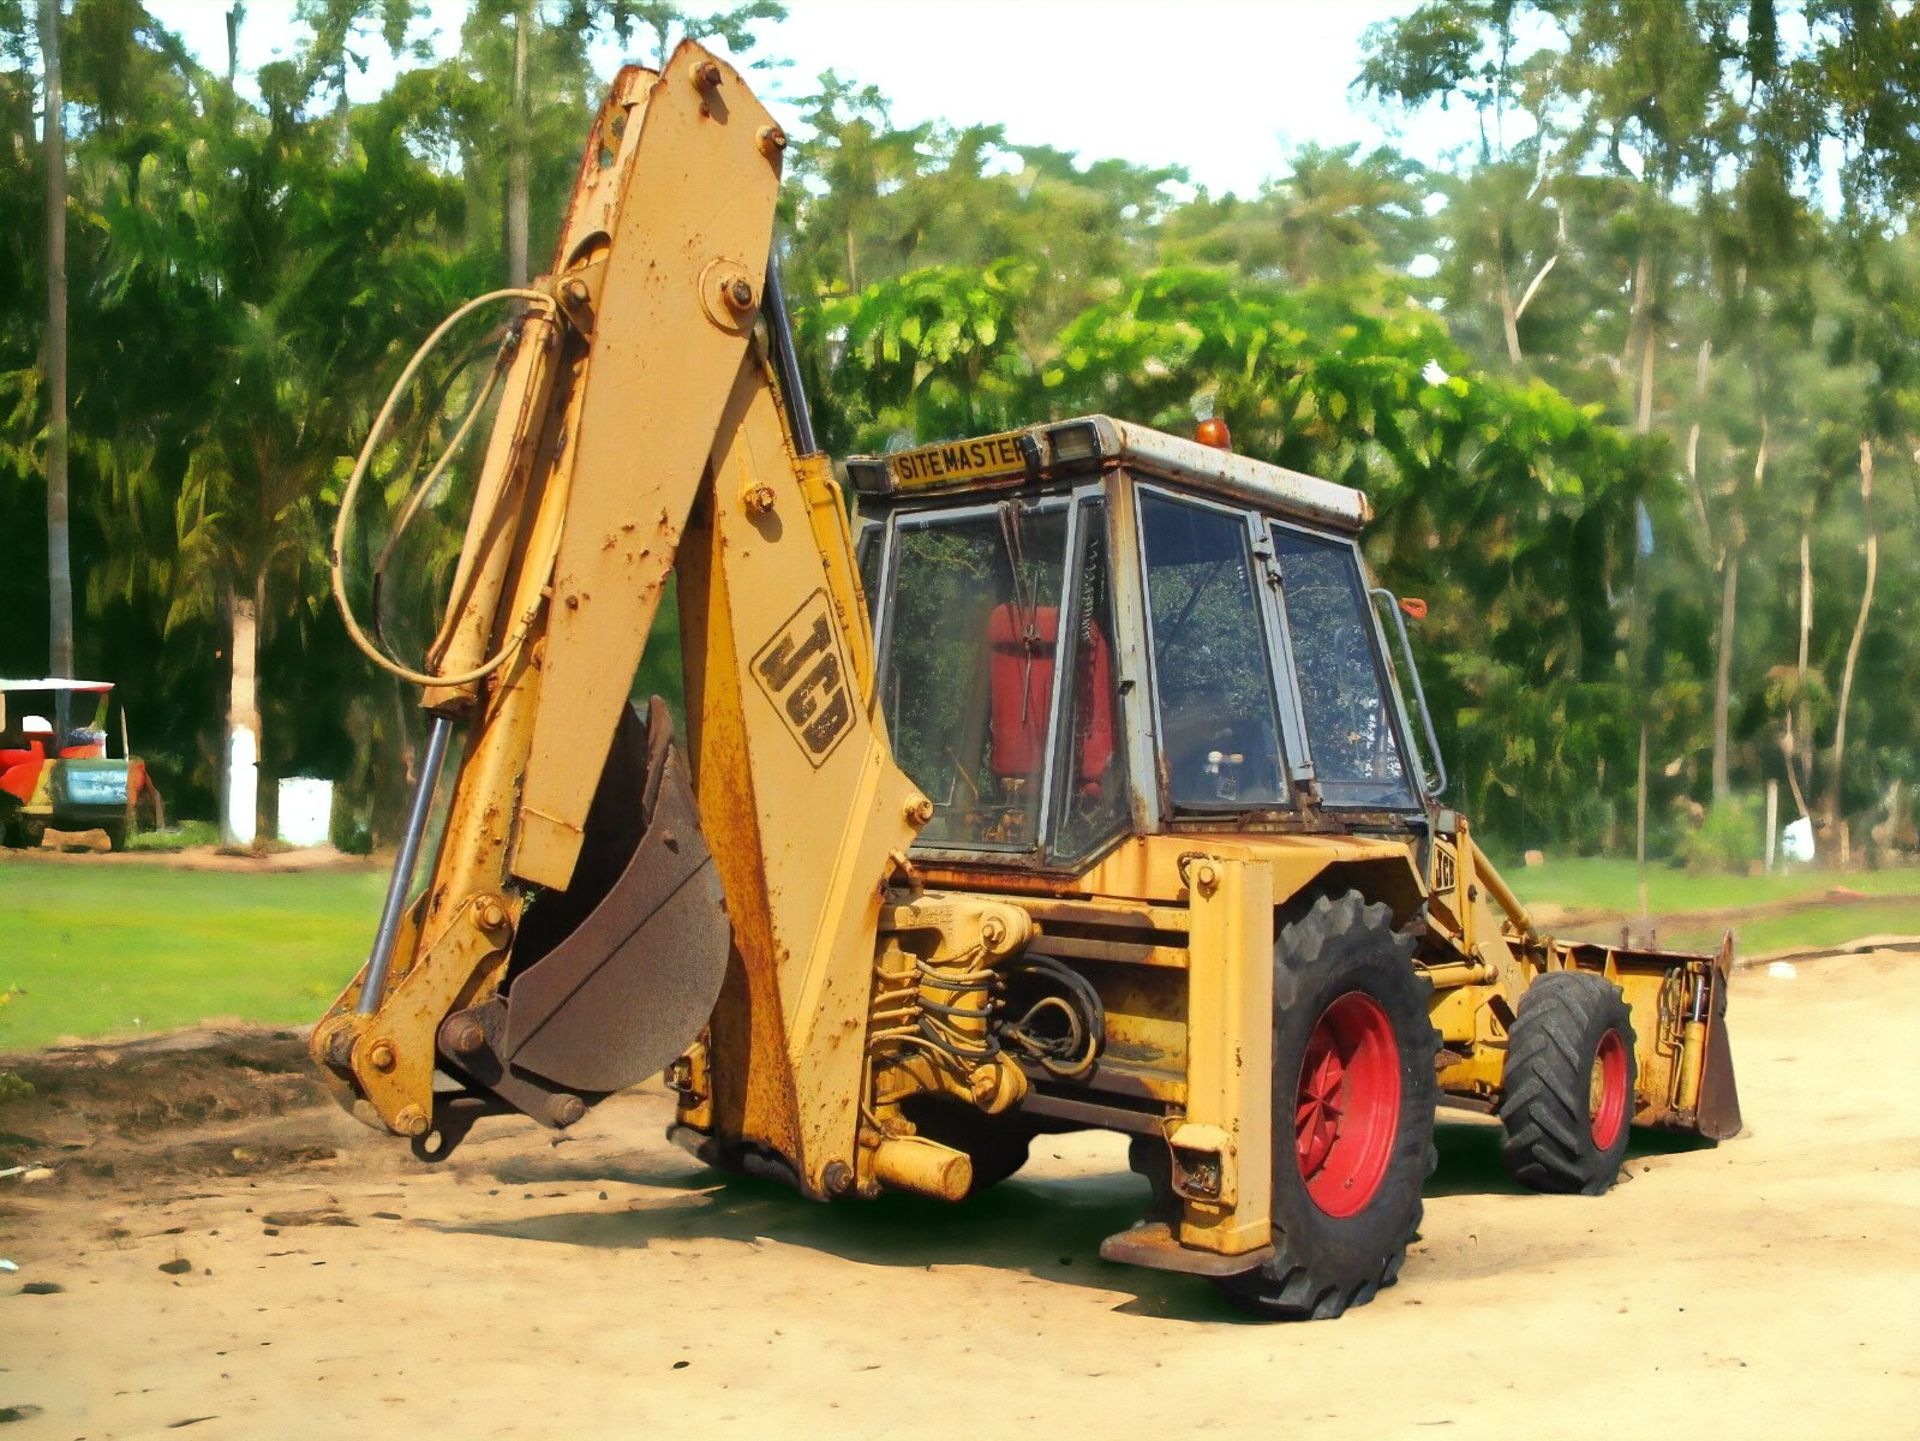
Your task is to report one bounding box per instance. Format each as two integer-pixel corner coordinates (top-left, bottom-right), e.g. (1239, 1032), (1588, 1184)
(330, 287), (559, 689)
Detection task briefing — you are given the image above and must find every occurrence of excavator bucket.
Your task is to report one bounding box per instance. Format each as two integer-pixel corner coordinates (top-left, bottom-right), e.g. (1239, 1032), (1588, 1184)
(436, 698), (730, 1134)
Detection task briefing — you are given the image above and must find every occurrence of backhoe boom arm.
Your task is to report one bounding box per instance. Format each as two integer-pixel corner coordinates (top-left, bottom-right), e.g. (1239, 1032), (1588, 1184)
(314, 44), (925, 1195)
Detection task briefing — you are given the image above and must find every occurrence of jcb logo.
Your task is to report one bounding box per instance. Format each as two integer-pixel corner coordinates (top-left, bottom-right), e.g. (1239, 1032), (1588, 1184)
(752, 590), (854, 767)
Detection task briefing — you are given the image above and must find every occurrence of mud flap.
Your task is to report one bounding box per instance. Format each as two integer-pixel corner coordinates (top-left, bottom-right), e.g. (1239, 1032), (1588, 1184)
(439, 697), (730, 1134)
(1693, 931), (1743, 1140)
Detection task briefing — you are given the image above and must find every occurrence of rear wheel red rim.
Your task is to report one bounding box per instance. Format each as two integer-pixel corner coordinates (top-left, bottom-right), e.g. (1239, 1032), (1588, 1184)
(1294, 991), (1401, 1218)
(1589, 1029), (1628, 1149)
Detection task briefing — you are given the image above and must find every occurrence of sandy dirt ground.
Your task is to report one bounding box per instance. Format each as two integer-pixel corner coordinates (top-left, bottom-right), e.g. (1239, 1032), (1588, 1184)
(3, 950), (1917, 1440)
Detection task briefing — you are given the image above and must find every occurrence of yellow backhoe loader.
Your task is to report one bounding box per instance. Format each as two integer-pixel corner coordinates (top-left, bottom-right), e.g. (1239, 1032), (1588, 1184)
(316, 45), (1741, 1319)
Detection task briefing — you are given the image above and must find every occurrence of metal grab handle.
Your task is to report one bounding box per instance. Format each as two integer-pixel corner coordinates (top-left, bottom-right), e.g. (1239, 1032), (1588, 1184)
(1370, 588), (1448, 800)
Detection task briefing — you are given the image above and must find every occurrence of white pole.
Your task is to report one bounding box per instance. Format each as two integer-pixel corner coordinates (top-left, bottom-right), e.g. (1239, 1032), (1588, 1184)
(1765, 778), (1779, 874)
(224, 726), (258, 845)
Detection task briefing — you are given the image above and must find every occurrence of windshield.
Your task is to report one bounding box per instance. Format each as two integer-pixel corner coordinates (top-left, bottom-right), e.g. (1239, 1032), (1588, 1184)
(1271, 526), (1415, 809)
(1139, 490), (1288, 807)
(879, 502), (1070, 848)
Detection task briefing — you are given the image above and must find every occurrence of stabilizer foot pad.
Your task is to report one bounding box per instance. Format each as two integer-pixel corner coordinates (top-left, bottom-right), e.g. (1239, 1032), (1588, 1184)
(1098, 1222), (1272, 1278)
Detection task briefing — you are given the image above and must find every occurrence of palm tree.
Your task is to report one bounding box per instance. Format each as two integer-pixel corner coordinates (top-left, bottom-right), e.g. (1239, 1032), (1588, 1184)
(87, 44), (472, 840)
(39, 0), (71, 681)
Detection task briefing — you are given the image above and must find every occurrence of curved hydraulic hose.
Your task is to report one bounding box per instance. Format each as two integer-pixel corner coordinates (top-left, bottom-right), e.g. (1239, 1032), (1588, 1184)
(330, 287), (559, 689)
(370, 323), (511, 658)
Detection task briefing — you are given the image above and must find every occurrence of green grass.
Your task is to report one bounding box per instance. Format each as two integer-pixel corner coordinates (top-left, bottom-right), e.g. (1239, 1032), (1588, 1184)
(124, 819), (220, 853)
(1647, 899), (1920, 956)
(6, 851), (1919, 1053)
(1500, 856), (1920, 916)
(0, 861), (383, 1052)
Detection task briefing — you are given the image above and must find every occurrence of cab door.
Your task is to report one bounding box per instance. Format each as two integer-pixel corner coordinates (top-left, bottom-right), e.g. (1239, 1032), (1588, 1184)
(1263, 522), (1424, 814)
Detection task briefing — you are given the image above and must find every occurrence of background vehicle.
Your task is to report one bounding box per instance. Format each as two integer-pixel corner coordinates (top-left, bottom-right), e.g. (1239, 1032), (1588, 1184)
(0, 678), (159, 849)
(314, 45), (1740, 1319)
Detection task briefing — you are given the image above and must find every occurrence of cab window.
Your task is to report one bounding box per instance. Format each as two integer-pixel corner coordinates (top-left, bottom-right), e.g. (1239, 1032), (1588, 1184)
(1271, 526), (1414, 809)
(879, 502), (1070, 849)
(1139, 491), (1289, 808)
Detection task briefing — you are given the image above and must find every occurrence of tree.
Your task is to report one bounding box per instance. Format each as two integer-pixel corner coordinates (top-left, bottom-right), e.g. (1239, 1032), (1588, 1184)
(469, 1), (787, 287)
(72, 13), (475, 838)
(1803, 0), (1920, 218)
(1159, 143), (1430, 291)
(784, 72), (929, 296)
(812, 258), (1037, 452)
(575, 0), (786, 70)
(1357, 0), (1920, 865)
(39, 0), (69, 680)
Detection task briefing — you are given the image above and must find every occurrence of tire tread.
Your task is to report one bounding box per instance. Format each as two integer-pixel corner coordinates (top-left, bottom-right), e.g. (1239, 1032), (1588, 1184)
(1497, 971), (1635, 1195)
(1216, 891), (1440, 1320)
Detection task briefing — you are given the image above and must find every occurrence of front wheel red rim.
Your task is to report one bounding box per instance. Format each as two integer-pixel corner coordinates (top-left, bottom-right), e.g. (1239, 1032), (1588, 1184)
(1294, 991), (1401, 1218)
(1589, 1029), (1629, 1149)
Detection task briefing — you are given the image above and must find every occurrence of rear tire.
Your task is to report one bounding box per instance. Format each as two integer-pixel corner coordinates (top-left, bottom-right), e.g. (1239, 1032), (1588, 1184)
(1497, 970), (1637, 1195)
(1214, 891), (1439, 1321)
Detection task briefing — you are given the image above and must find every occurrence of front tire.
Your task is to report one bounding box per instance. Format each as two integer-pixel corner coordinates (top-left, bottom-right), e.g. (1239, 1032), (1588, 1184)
(1214, 891), (1439, 1321)
(1497, 970), (1637, 1195)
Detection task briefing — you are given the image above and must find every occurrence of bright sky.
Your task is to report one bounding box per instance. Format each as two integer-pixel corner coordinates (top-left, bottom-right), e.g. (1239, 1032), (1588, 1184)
(145, 0), (1483, 198)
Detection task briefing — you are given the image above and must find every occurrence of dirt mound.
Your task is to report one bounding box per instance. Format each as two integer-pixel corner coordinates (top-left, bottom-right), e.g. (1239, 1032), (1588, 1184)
(2, 843), (374, 872)
(0, 1025), (336, 1187)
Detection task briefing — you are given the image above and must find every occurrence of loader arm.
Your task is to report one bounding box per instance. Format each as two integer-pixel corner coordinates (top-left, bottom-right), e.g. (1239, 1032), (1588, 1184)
(313, 44), (926, 1196)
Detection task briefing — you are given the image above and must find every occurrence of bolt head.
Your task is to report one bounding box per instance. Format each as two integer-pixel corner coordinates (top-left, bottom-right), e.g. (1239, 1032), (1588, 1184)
(905, 795), (935, 826)
(757, 124), (788, 158)
(367, 1040), (396, 1072)
(724, 275), (756, 312)
(447, 1019), (486, 1055)
(394, 1105), (431, 1138)
(822, 1160), (854, 1196)
(743, 482), (777, 515)
(562, 277), (589, 304)
(693, 60), (723, 89)
(549, 1094), (587, 1128)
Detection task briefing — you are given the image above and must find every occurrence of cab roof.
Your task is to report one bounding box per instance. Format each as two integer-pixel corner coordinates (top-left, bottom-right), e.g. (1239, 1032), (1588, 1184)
(846, 414), (1371, 534)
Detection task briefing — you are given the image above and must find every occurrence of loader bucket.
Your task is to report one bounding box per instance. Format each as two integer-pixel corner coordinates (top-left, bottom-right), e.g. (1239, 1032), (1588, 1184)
(1580, 930), (1742, 1140)
(438, 697), (730, 1131)
(1691, 931), (1743, 1140)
